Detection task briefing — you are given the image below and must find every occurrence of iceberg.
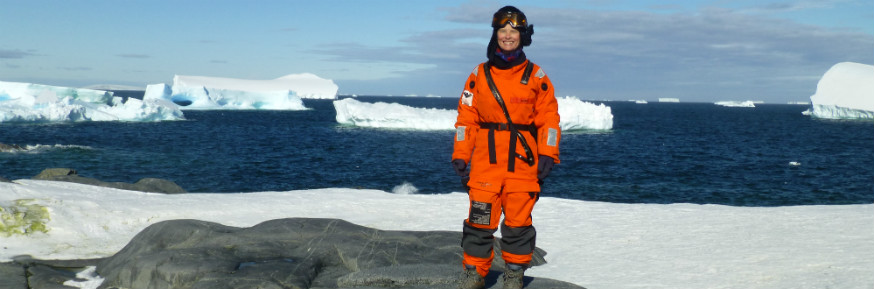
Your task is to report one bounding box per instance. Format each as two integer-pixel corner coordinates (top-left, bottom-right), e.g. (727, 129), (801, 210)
(174, 74), (338, 100)
(807, 62), (874, 119)
(0, 81), (184, 123)
(333, 98), (456, 130)
(333, 96), (613, 131)
(145, 83), (307, 111)
(715, 100), (756, 107)
(557, 96), (613, 130)
(143, 73), (338, 110)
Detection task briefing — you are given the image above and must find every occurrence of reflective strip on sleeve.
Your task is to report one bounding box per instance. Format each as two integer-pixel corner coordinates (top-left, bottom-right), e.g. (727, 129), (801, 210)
(546, 128), (558, 146)
(457, 126), (467, 141)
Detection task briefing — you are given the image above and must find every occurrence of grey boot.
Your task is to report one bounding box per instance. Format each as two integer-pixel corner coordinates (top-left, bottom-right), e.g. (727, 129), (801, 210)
(460, 265), (485, 289)
(502, 263), (526, 289)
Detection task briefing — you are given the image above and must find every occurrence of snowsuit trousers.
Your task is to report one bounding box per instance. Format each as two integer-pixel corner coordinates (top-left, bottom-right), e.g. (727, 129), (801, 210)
(462, 186), (538, 277)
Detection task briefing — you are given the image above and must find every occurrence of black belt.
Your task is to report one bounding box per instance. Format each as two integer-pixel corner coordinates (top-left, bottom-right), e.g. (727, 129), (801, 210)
(479, 122), (535, 131)
(479, 122), (537, 172)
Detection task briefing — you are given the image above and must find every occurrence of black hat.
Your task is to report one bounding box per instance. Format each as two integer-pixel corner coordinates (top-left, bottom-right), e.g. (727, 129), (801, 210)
(486, 6), (534, 62)
(491, 6), (533, 46)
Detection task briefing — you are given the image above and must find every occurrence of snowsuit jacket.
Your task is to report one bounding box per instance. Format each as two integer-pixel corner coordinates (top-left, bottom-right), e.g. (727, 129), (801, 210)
(453, 60), (561, 193)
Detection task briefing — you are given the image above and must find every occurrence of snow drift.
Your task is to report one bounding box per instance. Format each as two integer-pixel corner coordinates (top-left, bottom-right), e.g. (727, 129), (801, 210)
(1, 180), (872, 289)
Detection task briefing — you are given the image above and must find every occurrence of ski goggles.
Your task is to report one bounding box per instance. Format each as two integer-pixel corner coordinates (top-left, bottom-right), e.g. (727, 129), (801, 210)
(492, 11), (528, 29)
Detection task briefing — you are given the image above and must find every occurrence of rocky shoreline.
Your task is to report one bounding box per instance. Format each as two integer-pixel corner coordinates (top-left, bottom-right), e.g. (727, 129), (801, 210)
(21, 168), (186, 194)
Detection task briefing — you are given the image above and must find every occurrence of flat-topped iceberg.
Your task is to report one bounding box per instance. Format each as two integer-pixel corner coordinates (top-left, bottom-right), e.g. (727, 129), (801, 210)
(0, 81), (184, 123)
(807, 62), (874, 119)
(146, 83), (307, 111)
(174, 74), (338, 100)
(333, 96), (613, 131)
(715, 100), (756, 108)
(144, 73), (338, 110)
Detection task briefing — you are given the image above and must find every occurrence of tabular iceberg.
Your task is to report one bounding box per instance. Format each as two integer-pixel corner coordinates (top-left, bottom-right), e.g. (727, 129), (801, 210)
(715, 100), (756, 108)
(807, 62), (874, 119)
(144, 73), (338, 110)
(175, 74), (338, 100)
(333, 96), (613, 131)
(0, 81), (184, 123)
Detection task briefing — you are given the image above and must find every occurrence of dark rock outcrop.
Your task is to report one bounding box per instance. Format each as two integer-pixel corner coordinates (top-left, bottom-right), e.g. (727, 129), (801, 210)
(1, 257), (103, 289)
(32, 168), (186, 194)
(0, 143), (25, 152)
(96, 218), (583, 289)
(0, 262), (27, 289)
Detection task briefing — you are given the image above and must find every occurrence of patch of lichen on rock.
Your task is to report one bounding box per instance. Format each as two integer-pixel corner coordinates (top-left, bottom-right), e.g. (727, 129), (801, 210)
(0, 199), (51, 237)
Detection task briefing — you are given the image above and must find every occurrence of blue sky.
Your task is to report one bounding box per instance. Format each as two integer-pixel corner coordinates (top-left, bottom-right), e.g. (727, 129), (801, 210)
(1, 0), (872, 103)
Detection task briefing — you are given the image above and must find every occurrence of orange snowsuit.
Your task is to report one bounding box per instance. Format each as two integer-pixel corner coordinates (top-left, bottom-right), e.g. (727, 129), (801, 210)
(453, 60), (560, 277)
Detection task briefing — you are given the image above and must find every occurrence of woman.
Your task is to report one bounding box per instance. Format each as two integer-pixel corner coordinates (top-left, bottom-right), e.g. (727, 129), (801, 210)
(451, 5), (561, 289)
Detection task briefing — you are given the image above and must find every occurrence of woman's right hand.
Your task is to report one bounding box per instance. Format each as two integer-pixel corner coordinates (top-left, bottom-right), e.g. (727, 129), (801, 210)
(451, 159), (469, 177)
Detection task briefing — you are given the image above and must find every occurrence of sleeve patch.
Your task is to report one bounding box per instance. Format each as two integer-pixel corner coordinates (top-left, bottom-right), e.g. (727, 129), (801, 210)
(461, 90), (473, 106)
(456, 126), (467, 141)
(546, 128), (558, 146)
(534, 68), (545, 79)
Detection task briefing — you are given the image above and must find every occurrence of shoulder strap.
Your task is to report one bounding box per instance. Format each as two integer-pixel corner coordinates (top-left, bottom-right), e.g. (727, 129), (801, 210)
(520, 61), (534, 85)
(482, 63), (536, 167)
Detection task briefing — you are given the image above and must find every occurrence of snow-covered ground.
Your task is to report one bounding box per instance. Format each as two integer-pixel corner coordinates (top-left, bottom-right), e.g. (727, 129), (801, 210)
(2, 180), (871, 289)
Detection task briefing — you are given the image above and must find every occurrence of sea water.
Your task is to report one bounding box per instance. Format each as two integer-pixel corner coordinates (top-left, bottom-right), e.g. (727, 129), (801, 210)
(1, 96), (871, 206)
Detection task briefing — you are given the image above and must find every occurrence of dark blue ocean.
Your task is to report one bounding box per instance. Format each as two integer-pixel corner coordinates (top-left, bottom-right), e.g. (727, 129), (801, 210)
(1, 95), (872, 206)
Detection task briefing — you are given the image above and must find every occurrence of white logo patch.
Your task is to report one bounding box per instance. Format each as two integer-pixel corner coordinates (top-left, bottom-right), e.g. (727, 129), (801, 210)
(534, 68), (546, 79)
(461, 90), (473, 106)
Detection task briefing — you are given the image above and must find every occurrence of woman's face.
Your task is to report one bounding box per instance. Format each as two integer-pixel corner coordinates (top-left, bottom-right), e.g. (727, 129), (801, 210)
(496, 23), (521, 51)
